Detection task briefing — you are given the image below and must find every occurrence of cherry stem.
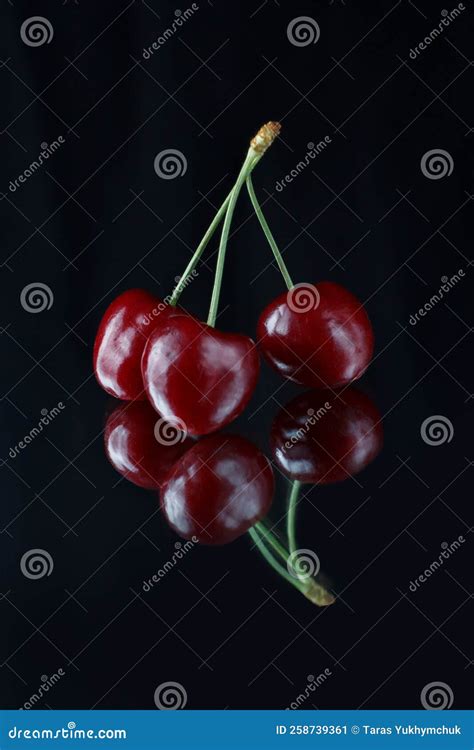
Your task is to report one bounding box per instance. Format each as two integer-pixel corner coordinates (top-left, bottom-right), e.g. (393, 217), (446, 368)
(285, 479), (336, 607)
(168, 190), (232, 307)
(286, 479), (301, 556)
(250, 522), (334, 606)
(246, 175), (294, 291)
(207, 151), (259, 327)
(254, 519), (290, 564)
(248, 527), (305, 591)
(169, 122), (282, 312)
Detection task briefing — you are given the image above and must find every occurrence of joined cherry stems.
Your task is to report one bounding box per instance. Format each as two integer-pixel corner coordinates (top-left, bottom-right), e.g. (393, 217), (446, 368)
(251, 481), (335, 607)
(168, 122), (282, 314)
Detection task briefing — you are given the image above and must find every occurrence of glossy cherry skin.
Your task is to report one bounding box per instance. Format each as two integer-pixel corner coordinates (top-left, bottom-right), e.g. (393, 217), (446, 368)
(104, 401), (193, 489)
(161, 434), (274, 545)
(257, 281), (374, 389)
(142, 314), (260, 436)
(271, 387), (383, 484)
(93, 289), (170, 400)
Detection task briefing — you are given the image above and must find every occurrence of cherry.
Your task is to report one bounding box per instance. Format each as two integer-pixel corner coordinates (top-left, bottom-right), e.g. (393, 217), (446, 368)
(161, 434), (274, 544)
(257, 282), (374, 389)
(142, 314), (260, 436)
(93, 289), (165, 400)
(271, 387), (383, 484)
(104, 400), (193, 489)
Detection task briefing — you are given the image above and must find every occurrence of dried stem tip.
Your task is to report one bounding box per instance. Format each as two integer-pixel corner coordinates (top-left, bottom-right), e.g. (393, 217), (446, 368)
(250, 121), (281, 154)
(304, 580), (336, 607)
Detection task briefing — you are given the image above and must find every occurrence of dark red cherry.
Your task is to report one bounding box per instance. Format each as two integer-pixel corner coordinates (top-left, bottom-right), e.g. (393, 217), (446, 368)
(161, 434), (274, 544)
(94, 289), (168, 400)
(104, 400), (193, 489)
(271, 387), (383, 484)
(257, 281), (374, 388)
(142, 315), (260, 436)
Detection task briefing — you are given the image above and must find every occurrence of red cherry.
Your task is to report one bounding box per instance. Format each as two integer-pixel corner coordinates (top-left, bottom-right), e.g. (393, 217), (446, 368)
(104, 400), (193, 489)
(93, 289), (166, 400)
(161, 434), (274, 544)
(257, 281), (374, 388)
(271, 387), (383, 484)
(141, 314), (260, 436)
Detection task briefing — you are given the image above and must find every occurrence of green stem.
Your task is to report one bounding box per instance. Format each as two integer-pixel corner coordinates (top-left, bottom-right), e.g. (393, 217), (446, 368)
(254, 520), (289, 564)
(248, 527), (305, 590)
(168, 190), (232, 307)
(246, 175), (294, 291)
(169, 122), (281, 310)
(207, 151), (260, 326)
(284, 480), (336, 607)
(249, 523), (335, 607)
(287, 480), (301, 556)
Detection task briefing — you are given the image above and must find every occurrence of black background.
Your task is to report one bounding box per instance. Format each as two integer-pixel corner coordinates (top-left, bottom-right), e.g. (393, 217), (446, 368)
(1, 0), (472, 711)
